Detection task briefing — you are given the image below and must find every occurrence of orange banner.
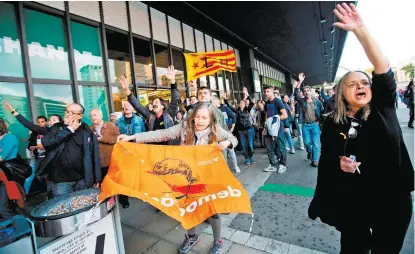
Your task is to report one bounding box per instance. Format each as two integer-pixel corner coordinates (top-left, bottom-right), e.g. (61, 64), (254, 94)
(184, 50), (237, 81)
(99, 142), (252, 229)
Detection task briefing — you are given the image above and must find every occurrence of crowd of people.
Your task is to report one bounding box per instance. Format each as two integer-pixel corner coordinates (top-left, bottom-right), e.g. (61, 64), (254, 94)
(0, 3), (413, 254)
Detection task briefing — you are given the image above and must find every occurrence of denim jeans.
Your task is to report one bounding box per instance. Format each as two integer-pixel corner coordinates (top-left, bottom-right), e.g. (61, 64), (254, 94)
(302, 122), (321, 162)
(227, 148), (239, 172)
(238, 127), (255, 159)
(47, 180), (85, 198)
(284, 128), (295, 150)
(24, 157), (44, 194)
(295, 120), (304, 148)
(265, 134), (287, 167)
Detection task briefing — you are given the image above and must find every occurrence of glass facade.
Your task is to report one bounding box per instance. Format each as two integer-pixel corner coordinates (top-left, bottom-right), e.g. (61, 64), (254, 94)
(33, 84), (73, 118)
(78, 85), (109, 125)
(71, 21), (104, 82)
(106, 29), (132, 84)
(0, 82), (30, 156)
(0, 1), (245, 148)
(133, 37), (153, 86)
(154, 43), (170, 87)
(24, 8), (71, 80)
(0, 3), (24, 77)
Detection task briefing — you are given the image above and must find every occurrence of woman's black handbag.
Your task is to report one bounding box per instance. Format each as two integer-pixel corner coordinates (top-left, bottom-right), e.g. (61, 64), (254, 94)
(0, 154), (32, 184)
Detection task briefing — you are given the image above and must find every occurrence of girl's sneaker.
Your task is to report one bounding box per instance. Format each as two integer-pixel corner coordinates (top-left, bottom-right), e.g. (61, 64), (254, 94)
(250, 157), (256, 164)
(210, 240), (223, 254)
(244, 159), (251, 165)
(179, 234), (200, 254)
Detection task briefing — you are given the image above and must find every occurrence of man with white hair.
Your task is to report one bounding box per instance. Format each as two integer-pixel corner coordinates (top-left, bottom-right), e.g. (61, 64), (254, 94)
(90, 109), (120, 178)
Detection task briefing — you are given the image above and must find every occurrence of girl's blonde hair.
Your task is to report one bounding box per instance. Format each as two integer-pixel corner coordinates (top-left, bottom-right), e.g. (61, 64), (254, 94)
(333, 71), (372, 124)
(184, 103), (219, 145)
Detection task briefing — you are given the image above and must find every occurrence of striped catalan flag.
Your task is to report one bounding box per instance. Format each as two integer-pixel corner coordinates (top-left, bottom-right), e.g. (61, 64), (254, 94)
(184, 50), (237, 81)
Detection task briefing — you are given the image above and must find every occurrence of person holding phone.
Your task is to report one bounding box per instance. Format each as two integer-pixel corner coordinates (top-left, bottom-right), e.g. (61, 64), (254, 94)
(308, 3), (414, 253)
(37, 104), (101, 198)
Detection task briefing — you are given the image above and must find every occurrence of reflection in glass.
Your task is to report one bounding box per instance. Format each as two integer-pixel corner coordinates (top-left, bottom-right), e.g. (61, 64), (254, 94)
(154, 44), (169, 87)
(217, 71), (225, 91)
(133, 37), (153, 86)
(172, 48), (185, 90)
(0, 3), (24, 77)
(209, 75), (217, 90)
(106, 30), (132, 84)
(111, 85), (133, 112)
(24, 9), (70, 80)
(138, 89), (172, 106)
(71, 21), (104, 82)
(232, 71), (241, 92)
(78, 86), (109, 125)
(33, 84), (73, 118)
(200, 76), (208, 87)
(0, 82), (30, 156)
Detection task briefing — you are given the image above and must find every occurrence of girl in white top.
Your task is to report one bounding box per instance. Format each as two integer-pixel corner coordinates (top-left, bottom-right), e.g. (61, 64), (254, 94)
(118, 102), (238, 254)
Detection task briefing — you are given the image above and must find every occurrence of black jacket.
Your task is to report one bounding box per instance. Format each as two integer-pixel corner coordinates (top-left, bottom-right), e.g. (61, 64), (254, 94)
(37, 122), (101, 186)
(320, 88), (336, 113)
(224, 97), (254, 131)
(308, 69), (414, 231)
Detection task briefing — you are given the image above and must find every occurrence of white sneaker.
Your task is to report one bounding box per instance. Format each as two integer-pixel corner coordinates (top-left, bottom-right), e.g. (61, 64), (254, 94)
(278, 165), (287, 173)
(234, 167), (241, 173)
(290, 149), (296, 154)
(299, 146), (305, 151)
(264, 165), (278, 172)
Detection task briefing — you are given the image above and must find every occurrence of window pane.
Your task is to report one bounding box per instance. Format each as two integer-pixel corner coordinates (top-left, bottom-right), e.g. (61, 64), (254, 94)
(232, 71), (240, 91)
(71, 21), (104, 82)
(172, 48), (185, 90)
(0, 3), (24, 77)
(24, 9), (70, 80)
(0, 82), (30, 156)
(106, 29), (132, 84)
(138, 89), (172, 106)
(217, 71), (225, 91)
(154, 43), (169, 87)
(133, 37), (154, 86)
(189, 79), (197, 94)
(209, 75), (217, 90)
(111, 85), (133, 113)
(33, 84), (73, 118)
(78, 86), (109, 125)
(200, 76), (207, 87)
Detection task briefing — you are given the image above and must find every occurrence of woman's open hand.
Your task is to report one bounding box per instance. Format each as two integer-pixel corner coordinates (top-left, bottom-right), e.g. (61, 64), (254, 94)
(218, 140), (231, 151)
(340, 156), (361, 173)
(117, 134), (135, 142)
(333, 3), (363, 32)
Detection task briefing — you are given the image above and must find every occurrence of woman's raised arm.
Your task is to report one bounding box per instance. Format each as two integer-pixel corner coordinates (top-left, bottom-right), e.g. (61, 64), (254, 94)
(333, 3), (389, 74)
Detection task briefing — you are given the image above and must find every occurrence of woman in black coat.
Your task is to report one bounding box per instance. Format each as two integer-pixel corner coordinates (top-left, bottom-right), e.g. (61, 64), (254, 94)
(308, 3), (414, 254)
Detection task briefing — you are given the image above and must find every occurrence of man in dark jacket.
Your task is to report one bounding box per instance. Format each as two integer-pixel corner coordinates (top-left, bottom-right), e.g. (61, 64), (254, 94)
(404, 80), (414, 128)
(120, 66), (179, 145)
(321, 85), (336, 113)
(294, 73), (324, 167)
(38, 103), (101, 198)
